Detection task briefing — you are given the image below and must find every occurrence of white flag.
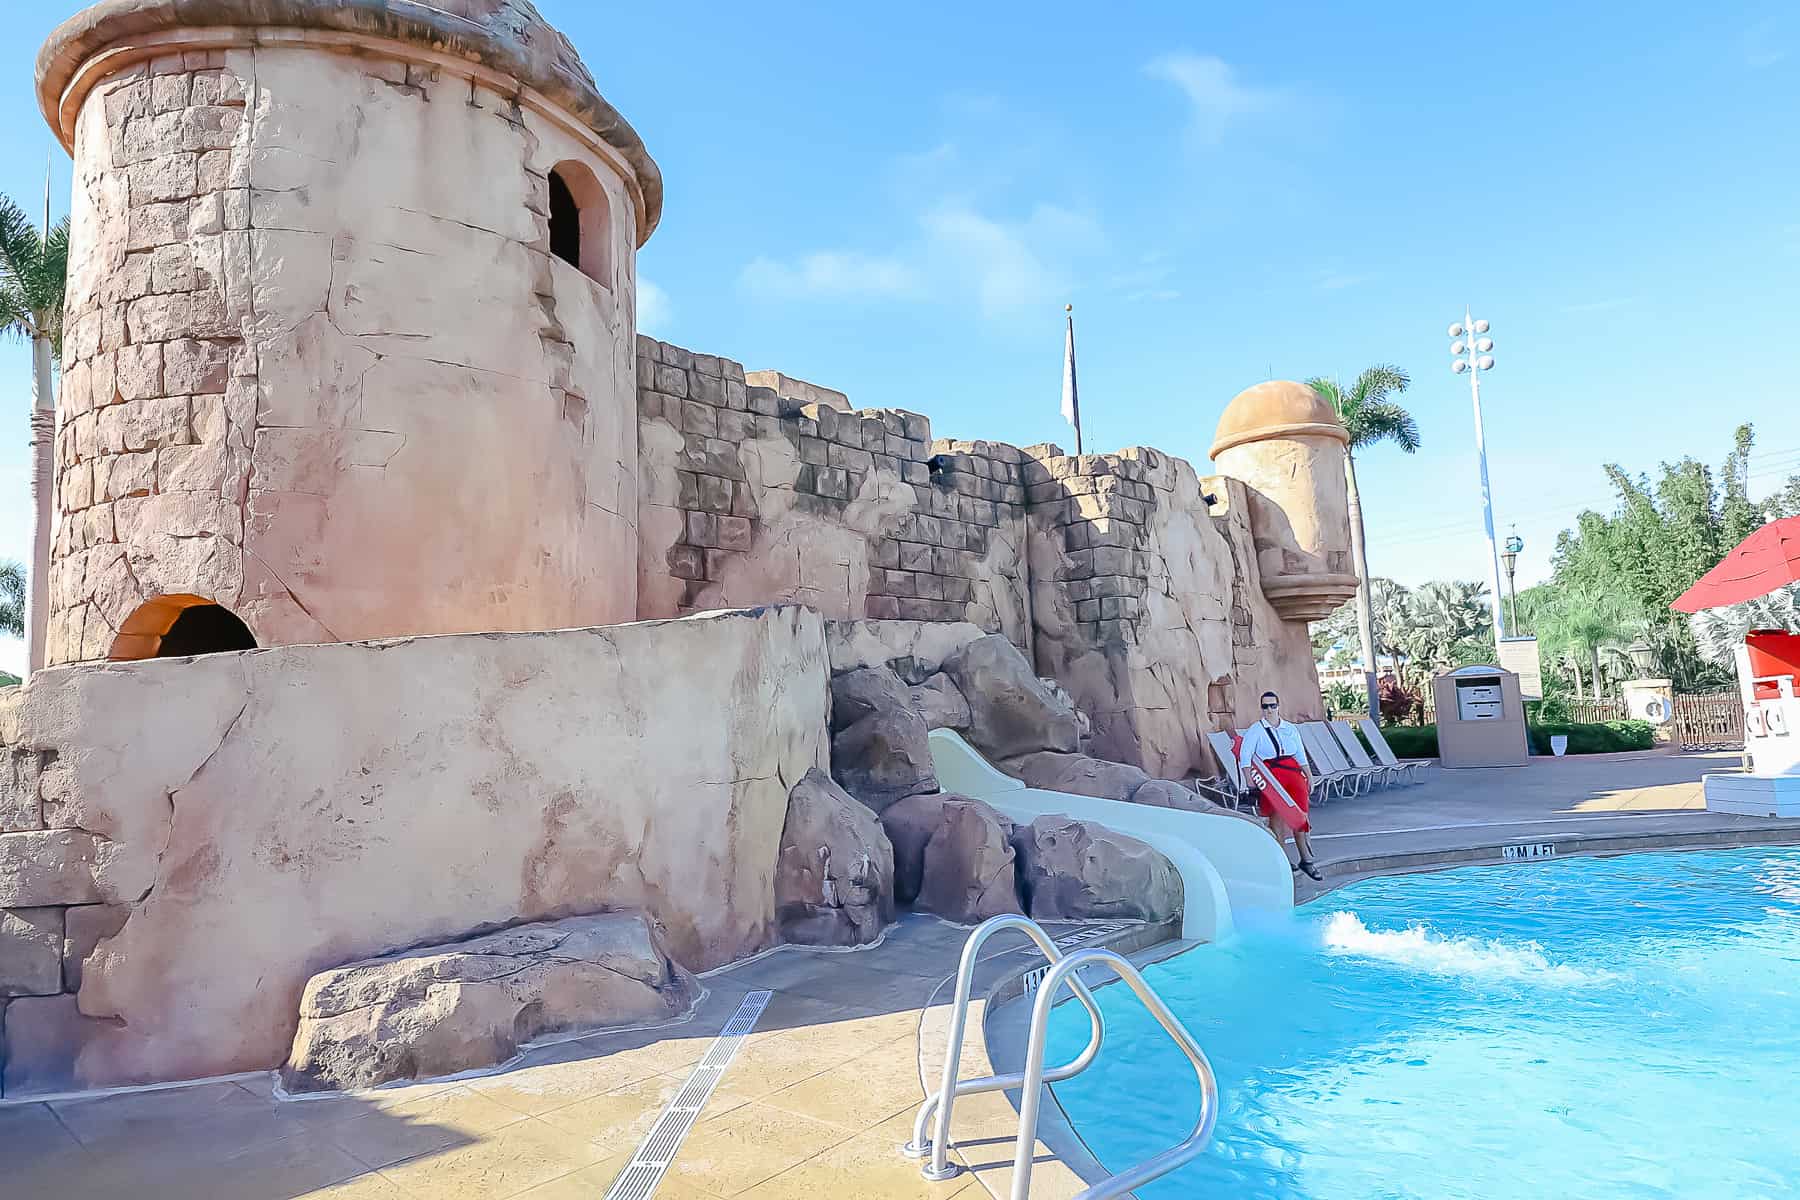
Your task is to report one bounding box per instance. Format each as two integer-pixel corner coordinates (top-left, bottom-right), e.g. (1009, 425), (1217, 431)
(1061, 312), (1080, 433)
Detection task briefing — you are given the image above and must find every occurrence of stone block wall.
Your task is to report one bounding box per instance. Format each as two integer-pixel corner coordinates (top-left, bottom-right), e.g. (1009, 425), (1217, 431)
(0, 607), (826, 1097)
(637, 337), (1327, 781)
(635, 337), (1031, 646)
(51, 50), (251, 664)
(1025, 448), (1324, 779)
(49, 41), (644, 665)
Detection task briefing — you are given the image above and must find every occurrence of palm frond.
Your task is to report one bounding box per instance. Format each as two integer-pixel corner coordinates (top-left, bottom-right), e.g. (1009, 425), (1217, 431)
(1354, 401), (1421, 453)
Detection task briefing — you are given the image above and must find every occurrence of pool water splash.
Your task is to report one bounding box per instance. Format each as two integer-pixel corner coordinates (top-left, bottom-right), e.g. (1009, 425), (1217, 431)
(1318, 910), (1615, 987)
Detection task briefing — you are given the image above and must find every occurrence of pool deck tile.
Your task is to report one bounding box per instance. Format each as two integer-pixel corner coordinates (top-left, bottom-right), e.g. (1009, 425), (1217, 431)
(0, 914), (1095, 1200)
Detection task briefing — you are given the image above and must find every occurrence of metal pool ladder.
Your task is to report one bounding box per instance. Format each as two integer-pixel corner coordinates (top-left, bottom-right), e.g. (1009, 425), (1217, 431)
(900, 914), (1219, 1199)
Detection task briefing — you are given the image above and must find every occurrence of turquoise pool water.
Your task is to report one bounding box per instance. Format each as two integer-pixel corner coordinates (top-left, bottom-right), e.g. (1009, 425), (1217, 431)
(1041, 848), (1800, 1199)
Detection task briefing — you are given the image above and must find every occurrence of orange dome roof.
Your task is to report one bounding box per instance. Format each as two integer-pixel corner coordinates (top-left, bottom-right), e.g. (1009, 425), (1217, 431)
(1210, 381), (1348, 458)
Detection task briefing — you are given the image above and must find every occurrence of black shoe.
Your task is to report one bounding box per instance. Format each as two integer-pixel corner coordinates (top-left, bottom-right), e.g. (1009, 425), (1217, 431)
(1297, 859), (1324, 882)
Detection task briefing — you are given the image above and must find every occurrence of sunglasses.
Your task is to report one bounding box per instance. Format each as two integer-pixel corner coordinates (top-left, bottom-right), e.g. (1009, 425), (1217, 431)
(1261, 702), (1279, 709)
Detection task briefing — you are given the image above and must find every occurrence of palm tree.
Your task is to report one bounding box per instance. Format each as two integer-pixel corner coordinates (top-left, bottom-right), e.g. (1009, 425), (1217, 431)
(1533, 586), (1638, 700)
(1307, 366), (1419, 720)
(0, 560), (23, 637)
(0, 193), (70, 675)
(1690, 583), (1800, 666)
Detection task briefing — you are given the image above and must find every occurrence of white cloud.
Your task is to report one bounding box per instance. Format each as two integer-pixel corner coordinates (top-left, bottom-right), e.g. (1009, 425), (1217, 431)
(738, 202), (1103, 320)
(738, 251), (921, 301)
(1145, 52), (1287, 144)
(637, 278), (673, 335)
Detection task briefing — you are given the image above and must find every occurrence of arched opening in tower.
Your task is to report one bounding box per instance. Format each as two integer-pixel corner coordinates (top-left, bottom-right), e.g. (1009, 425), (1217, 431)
(110, 595), (258, 661)
(549, 168), (582, 269)
(545, 161), (612, 286)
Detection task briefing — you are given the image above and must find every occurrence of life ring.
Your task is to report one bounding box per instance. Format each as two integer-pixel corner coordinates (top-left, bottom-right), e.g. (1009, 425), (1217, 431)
(1747, 708), (1767, 737)
(1768, 706), (1790, 736)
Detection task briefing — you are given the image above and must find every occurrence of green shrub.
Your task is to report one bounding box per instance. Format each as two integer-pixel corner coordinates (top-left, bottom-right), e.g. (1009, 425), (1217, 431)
(1527, 719), (1656, 755)
(1378, 719), (1656, 760)
(1379, 723), (1439, 759)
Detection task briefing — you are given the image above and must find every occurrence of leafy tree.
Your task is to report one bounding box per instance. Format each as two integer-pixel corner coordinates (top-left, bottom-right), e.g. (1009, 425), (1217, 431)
(1546, 423), (1800, 691)
(0, 194), (70, 674)
(1308, 366), (1418, 720)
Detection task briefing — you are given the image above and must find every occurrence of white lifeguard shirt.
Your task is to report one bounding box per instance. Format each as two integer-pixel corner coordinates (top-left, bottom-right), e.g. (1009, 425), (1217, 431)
(1238, 719), (1303, 772)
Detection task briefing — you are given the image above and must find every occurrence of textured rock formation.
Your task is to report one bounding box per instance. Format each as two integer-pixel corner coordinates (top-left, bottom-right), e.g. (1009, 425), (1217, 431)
(916, 800), (1023, 925)
(1037, 676), (1093, 743)
(829, 666), (912, 730)
(942, 634), (1081, 760)
(0, 606), (825, 1096)
(829, 666), (936, 811)
(282, 912), (695, 1093)
(1013, 815), (1182, 923)
(880, 792), (1020, 920)
(909, 673), (972, 731)
(1003, 751), (1151, 802)
(1128, 778), (1221, 812)
(775, 769), (895, 946)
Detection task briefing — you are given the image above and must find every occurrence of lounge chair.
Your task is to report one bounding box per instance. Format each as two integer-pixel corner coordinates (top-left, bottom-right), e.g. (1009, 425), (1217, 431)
(1232, 725), (1341, 804)
(1205, 728), (1331, 811)
(1299, 722), (1380, 796)
(1357, 718), (1427, 784)
(1203, 730), (1256, 813)
(1329, 719), (1402, 788)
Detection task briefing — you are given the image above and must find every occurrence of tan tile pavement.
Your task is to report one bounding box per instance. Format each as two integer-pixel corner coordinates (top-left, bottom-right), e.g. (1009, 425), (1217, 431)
(0, 914), (1105, 1199)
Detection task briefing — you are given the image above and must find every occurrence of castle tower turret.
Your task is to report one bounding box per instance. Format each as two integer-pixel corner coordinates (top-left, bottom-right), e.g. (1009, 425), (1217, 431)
(1210, 381), (1359, 622)
(37, 0), (660, 663)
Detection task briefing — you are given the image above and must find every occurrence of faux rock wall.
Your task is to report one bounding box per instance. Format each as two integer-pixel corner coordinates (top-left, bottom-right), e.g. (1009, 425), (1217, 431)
(635, 337), (1031, 647)
(639, 337), (1327, 780)
(0, 607), (825, 1097)
(50, 44), (641, 663)
(1028, 453), (1323, 778)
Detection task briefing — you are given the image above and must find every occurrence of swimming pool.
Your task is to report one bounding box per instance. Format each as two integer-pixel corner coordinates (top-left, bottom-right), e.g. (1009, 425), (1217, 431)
(1040, 847), (1800, 1199)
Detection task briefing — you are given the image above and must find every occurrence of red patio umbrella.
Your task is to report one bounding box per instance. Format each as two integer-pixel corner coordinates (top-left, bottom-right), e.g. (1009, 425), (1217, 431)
(1672, 516), (1800, 612)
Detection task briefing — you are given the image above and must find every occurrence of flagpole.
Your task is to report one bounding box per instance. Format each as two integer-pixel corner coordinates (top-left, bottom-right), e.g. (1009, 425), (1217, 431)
(1062, 304), (1083, 456)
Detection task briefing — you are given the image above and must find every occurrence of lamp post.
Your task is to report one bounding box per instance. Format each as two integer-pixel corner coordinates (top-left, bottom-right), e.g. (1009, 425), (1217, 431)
(1627, 640), (1655, 676)
(1449, 311), (1507, 654)
(1501, 529), (1523, 633)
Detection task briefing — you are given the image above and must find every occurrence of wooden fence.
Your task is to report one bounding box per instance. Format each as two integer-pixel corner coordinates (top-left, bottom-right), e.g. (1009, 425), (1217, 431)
(1562, 698), (1628, 724)
(1671, 691), (1744, 751)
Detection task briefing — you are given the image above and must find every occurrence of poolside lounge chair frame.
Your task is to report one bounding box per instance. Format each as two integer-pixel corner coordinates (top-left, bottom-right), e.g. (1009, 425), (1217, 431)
(1328, 719), (1403, 788)
(1356, 717), (1427, 784)
(1209, 728), (1335, 808)
(1298, 722), (1380, 796)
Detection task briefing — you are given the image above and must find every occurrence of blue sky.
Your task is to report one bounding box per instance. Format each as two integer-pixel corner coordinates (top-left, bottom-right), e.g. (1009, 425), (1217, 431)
(1, 1), (1796, 672)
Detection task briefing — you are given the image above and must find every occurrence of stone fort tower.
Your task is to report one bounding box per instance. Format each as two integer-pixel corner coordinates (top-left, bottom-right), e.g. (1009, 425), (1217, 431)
(37, 0), (659, 663)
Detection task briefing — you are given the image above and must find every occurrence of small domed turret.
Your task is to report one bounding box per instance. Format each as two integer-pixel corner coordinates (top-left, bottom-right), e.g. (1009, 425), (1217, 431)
(1209, 382), (1357, 622)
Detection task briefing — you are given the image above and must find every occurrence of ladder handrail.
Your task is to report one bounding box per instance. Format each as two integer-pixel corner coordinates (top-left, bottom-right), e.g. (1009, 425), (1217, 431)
(1012, 948), (1219, 1200)
(908, 914), (1107, 1180)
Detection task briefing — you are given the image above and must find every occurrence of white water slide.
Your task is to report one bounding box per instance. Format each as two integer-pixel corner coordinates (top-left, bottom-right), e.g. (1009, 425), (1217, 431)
(927, 729), (1294, 942)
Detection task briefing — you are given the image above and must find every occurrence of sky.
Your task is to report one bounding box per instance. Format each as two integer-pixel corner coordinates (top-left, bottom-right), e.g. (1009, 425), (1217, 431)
(1, 1), (1796, 674)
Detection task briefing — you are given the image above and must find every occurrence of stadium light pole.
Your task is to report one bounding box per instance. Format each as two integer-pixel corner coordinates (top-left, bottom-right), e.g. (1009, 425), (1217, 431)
(1449, 311), (1508, 653)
